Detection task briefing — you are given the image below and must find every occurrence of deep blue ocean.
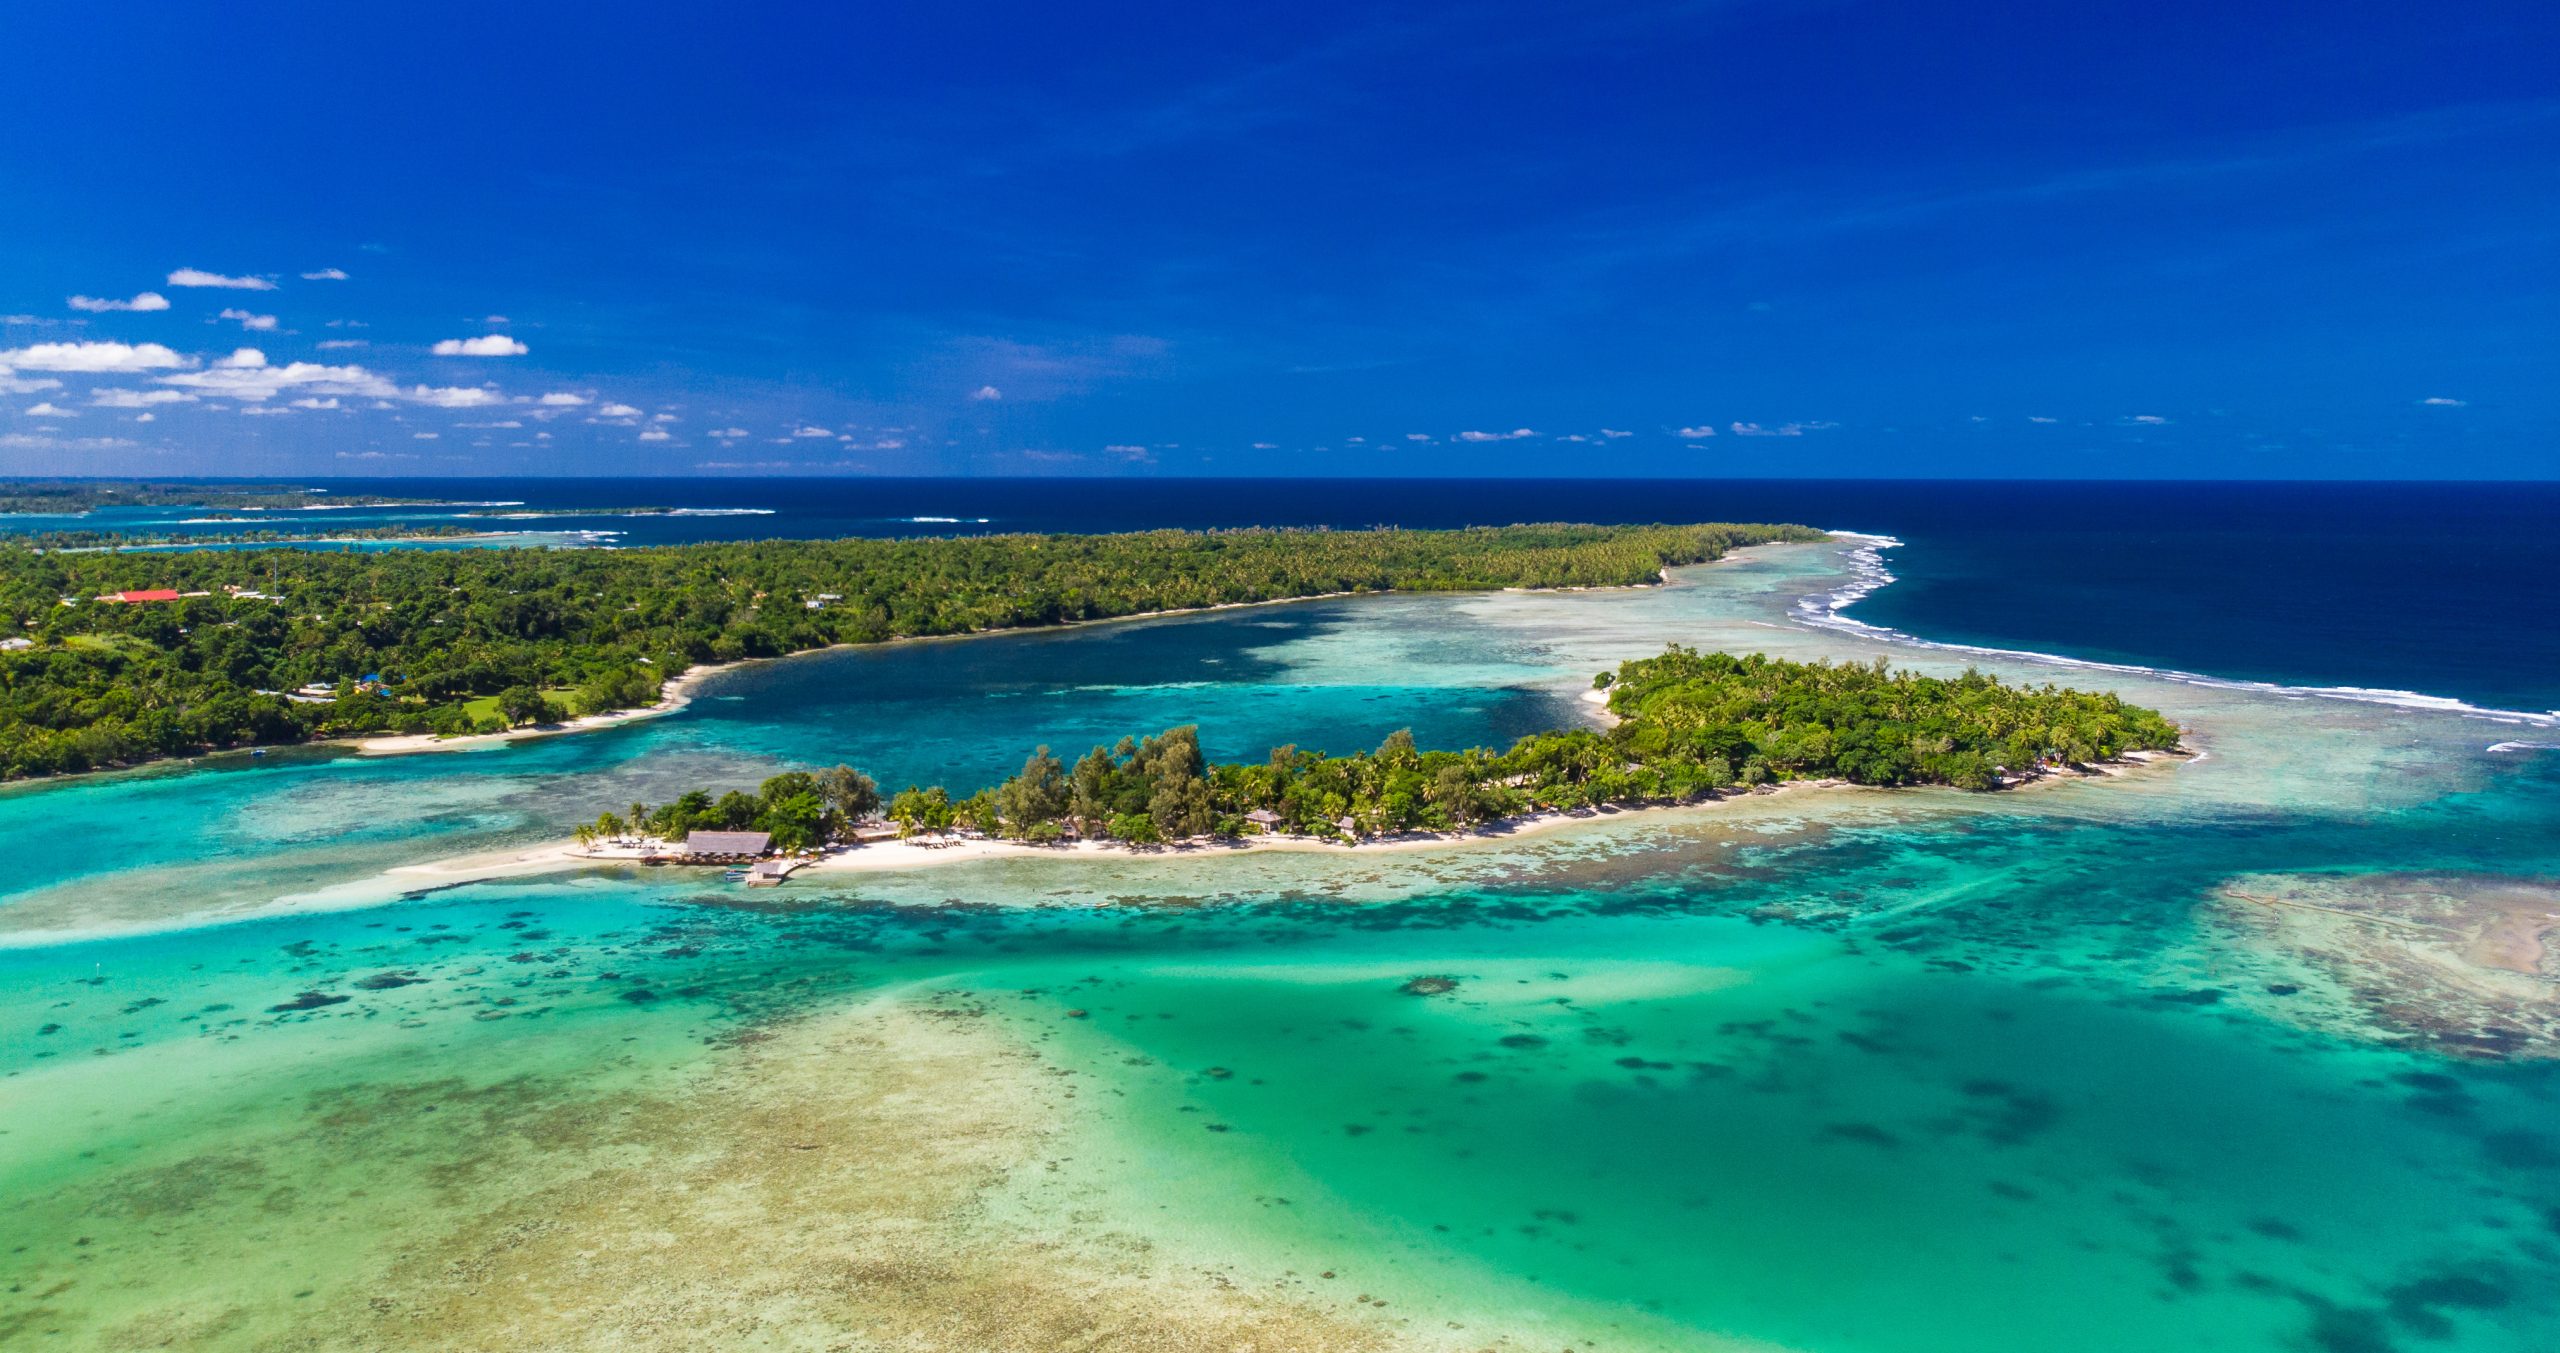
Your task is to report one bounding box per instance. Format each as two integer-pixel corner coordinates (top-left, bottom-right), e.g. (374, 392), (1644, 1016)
(20, 477), (2558, 713)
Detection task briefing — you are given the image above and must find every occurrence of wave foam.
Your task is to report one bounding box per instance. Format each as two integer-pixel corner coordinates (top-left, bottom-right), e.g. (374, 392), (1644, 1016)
(1795, 533), (2560, 731)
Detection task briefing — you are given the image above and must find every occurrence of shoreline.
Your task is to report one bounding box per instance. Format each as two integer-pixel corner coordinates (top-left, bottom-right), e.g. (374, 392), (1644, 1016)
(342, 569), (1706, 760)
(382, 748), (2188, 899)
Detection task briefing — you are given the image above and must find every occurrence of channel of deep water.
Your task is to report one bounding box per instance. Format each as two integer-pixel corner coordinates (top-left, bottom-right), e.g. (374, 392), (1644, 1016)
(4, 536), (2557, 1351)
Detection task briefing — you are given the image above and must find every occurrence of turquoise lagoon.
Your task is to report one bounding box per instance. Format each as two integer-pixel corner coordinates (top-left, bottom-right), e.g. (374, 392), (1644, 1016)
(4, 539), (2558, 1350)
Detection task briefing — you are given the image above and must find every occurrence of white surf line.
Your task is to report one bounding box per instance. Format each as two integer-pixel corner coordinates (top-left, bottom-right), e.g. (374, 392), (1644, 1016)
(1798, 530), (2560, 738)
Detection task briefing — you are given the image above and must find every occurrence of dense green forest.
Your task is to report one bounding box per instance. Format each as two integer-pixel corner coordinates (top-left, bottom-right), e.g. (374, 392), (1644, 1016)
(599, 646), (2184, 851)
(0, 522), (1823, 778)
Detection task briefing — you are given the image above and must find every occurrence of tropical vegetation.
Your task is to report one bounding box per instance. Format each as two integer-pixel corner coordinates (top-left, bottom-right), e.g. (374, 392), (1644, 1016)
(0, 522), (1823, 778)
(597, 646), (2183, 851)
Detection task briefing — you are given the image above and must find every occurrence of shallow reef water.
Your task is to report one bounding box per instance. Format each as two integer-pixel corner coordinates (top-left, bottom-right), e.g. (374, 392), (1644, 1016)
(4, 538), (2558, 1351)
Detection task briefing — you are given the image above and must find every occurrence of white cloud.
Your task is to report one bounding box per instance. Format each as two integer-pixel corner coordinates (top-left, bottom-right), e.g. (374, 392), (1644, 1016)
(969, 385), (1002, 401)
(0, 432), (135, 451)
(1674, 425), (1718, 439)
(483, 314), (509, 324)
(158, 356), (398, 403)
(651, 412), (678, 423)
(1405, 433), (1433, 442)
(2027, 415), (2059, 424)
(0, 374), (63, 394)
(238, 406), (294, 417)
(708, 426), (749, 439)
(1726, 421), (1830, 437)
(406, 385), (506, 408)
(537, 392), (589, 406)
(133, 412), (155, 423)
(167, 268), (275, 290)
(292, 397), (344, 410)
(1455, 427), (1536, 442)
(414, 432), (440, 440)
(24, 401), (74, 417)
(0, 340), (191, 372)
(432, 334), (528, 357)
(90, 388), (193, 408)
(1251, 441), (1279, 450)
(1600, 428), (1632, 439)
(598, 402), (642, 418)
(301, 268), (350, 281)
(2420, 397), (2467, 407)
(69, 291), (171, 313)
(2125, 414), (2170, 425)
(315, 339), (367, 350)
(792, 424), (834, 438)
(218, 308), (278, 331)
(638, 427), (672, 442)
(457, 419), (522, 428)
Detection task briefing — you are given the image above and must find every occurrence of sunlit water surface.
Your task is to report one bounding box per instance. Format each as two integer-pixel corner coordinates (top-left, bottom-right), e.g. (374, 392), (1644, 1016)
(4, 540), (2557, 1351)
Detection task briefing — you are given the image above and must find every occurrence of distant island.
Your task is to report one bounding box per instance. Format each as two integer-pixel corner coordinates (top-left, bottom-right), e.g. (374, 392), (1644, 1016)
(0, 521), (1824, 779)
(584, 646), (2186, 855)
(0, 479), (437, 516)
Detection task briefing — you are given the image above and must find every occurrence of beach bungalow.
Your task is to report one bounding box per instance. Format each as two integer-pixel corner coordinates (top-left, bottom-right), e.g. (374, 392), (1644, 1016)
(1243, 808), (1283, 833)
(680, 829), (772, 860)
(1335, 814), (1361, 840)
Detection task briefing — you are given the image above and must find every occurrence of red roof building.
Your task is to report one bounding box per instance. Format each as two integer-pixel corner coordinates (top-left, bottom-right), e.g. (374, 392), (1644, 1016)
(101, 589), (183, 604)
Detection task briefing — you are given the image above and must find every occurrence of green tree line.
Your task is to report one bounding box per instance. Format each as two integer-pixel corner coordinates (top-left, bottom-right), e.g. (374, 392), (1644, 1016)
(0, 522), (1825, 779)
(600, 646), (2183, 851)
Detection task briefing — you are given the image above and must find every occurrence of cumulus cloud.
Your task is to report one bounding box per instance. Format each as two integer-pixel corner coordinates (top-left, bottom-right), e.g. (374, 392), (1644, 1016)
(134, 412), (155, 423)
(406, 385), (506, 408)
(2421, 396), (2467, 407)
(2027, 415), (2059, 424)
(597, 402), (642, 418)
(638, 427), (672, 442)
(0, 374), (63, 394)
(301, 267), (350, 281)
(432, 334), (528, 357)
(157, 351), (400, 403)
(1600, 428), (1632, 439)
(69, 291), (170, 313)
(537, 392), (589, 406)
(2124, 414), (2170, 425)
(969, 385), (1002, 401)
(292, 397), (343, 410)
(24, 401), (74, 417)
(90, 388), (193, 408)
(167, 268), (275, 290)
(1454, 428), (1536, 442)
(1674, 425), (1718, 439)
(219, 308), (278, 331)
(1728, 422), (1800, 437)
(0, 340), (191, 372)
(1405, 433), (1433, 442)
(707, 427), (749, 439)
(414, 431), (440, 440)
(315, 339), (367, 350)
(792, 424), (834, 438)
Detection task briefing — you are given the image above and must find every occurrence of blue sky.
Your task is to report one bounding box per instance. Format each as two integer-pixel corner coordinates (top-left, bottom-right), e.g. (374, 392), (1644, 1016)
(2, 1), (2552, 478)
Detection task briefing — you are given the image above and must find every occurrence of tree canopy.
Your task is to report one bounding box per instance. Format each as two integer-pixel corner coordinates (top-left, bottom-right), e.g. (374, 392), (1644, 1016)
(0, 521), (1825, 779)
(602, 646), (2184, 852)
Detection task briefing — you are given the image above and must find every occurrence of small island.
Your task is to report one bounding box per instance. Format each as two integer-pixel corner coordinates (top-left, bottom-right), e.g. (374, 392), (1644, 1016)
(578, 646), (2186, 862)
